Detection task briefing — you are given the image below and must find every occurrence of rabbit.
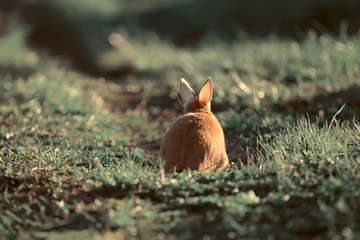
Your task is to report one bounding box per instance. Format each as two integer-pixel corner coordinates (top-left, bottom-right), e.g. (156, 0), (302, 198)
(159, 77), (229, 173)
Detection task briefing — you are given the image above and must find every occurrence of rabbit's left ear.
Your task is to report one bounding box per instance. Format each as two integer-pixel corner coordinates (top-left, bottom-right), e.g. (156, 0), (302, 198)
(198, 77), (213, 104)
(180, 78), (196, 106)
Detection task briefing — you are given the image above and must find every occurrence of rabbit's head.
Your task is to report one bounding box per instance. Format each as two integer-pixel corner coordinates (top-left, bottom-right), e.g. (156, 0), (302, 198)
(180, 77), (213, 114)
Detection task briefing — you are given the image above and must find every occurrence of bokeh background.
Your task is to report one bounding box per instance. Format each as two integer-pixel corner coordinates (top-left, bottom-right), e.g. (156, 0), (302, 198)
(1, 0), (360, 77)
(2, 0), (360, 153)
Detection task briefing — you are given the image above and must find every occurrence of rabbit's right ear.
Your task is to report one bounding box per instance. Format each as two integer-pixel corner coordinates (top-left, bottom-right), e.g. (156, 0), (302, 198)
(198, 77), (213, 104)
(180, 78), (196, 106)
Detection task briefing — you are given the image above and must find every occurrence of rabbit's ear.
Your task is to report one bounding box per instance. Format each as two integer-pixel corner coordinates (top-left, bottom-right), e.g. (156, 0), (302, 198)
(198, 77), (213, 104)
(180, 78), (196, 105)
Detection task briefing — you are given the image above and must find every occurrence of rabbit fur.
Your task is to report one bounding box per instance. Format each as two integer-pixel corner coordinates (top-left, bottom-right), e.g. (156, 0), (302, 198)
(159, 77), (229, 172)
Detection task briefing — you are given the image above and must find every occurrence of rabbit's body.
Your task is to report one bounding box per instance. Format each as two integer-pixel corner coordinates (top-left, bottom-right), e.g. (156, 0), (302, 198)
(159, 78), (229, 172)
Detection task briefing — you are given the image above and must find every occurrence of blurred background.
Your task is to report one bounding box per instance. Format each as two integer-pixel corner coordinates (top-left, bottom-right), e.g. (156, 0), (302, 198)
(1, 0), (360, 78)
(1, 0), (360, 145)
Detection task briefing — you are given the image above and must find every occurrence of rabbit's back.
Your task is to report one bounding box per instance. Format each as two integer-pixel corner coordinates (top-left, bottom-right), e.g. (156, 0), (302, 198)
(160, 112), (228, 172)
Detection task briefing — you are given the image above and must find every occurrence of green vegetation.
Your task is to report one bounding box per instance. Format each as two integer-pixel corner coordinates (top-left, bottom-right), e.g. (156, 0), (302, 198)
(1, 5), (360, 239)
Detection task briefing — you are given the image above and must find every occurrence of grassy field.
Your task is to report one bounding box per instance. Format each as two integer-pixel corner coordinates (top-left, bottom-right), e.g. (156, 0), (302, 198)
(1, 8), (360, 239)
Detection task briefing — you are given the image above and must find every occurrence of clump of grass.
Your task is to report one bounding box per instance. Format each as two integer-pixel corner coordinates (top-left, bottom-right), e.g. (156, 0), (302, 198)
(257, 117), (360, 190)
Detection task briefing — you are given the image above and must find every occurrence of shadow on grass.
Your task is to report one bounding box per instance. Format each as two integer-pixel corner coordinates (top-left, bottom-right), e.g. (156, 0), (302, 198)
(280, 84), (360, 122)
(0, 64), (37, 79)
(77, 176), (335, 238)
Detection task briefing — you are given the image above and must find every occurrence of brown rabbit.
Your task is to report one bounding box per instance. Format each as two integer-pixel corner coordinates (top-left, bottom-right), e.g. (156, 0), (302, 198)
(159, 77), (229, 172)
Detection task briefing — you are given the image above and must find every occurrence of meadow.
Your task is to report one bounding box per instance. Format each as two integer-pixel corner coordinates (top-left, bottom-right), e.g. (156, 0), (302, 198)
(1, 1), (360, 239)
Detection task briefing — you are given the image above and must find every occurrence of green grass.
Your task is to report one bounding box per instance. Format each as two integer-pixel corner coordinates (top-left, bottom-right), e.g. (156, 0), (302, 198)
(1, 19), (360, 239)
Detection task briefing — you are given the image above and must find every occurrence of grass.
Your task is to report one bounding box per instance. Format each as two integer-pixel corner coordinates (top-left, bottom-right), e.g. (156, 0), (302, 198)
(1, 15), (360, 239)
